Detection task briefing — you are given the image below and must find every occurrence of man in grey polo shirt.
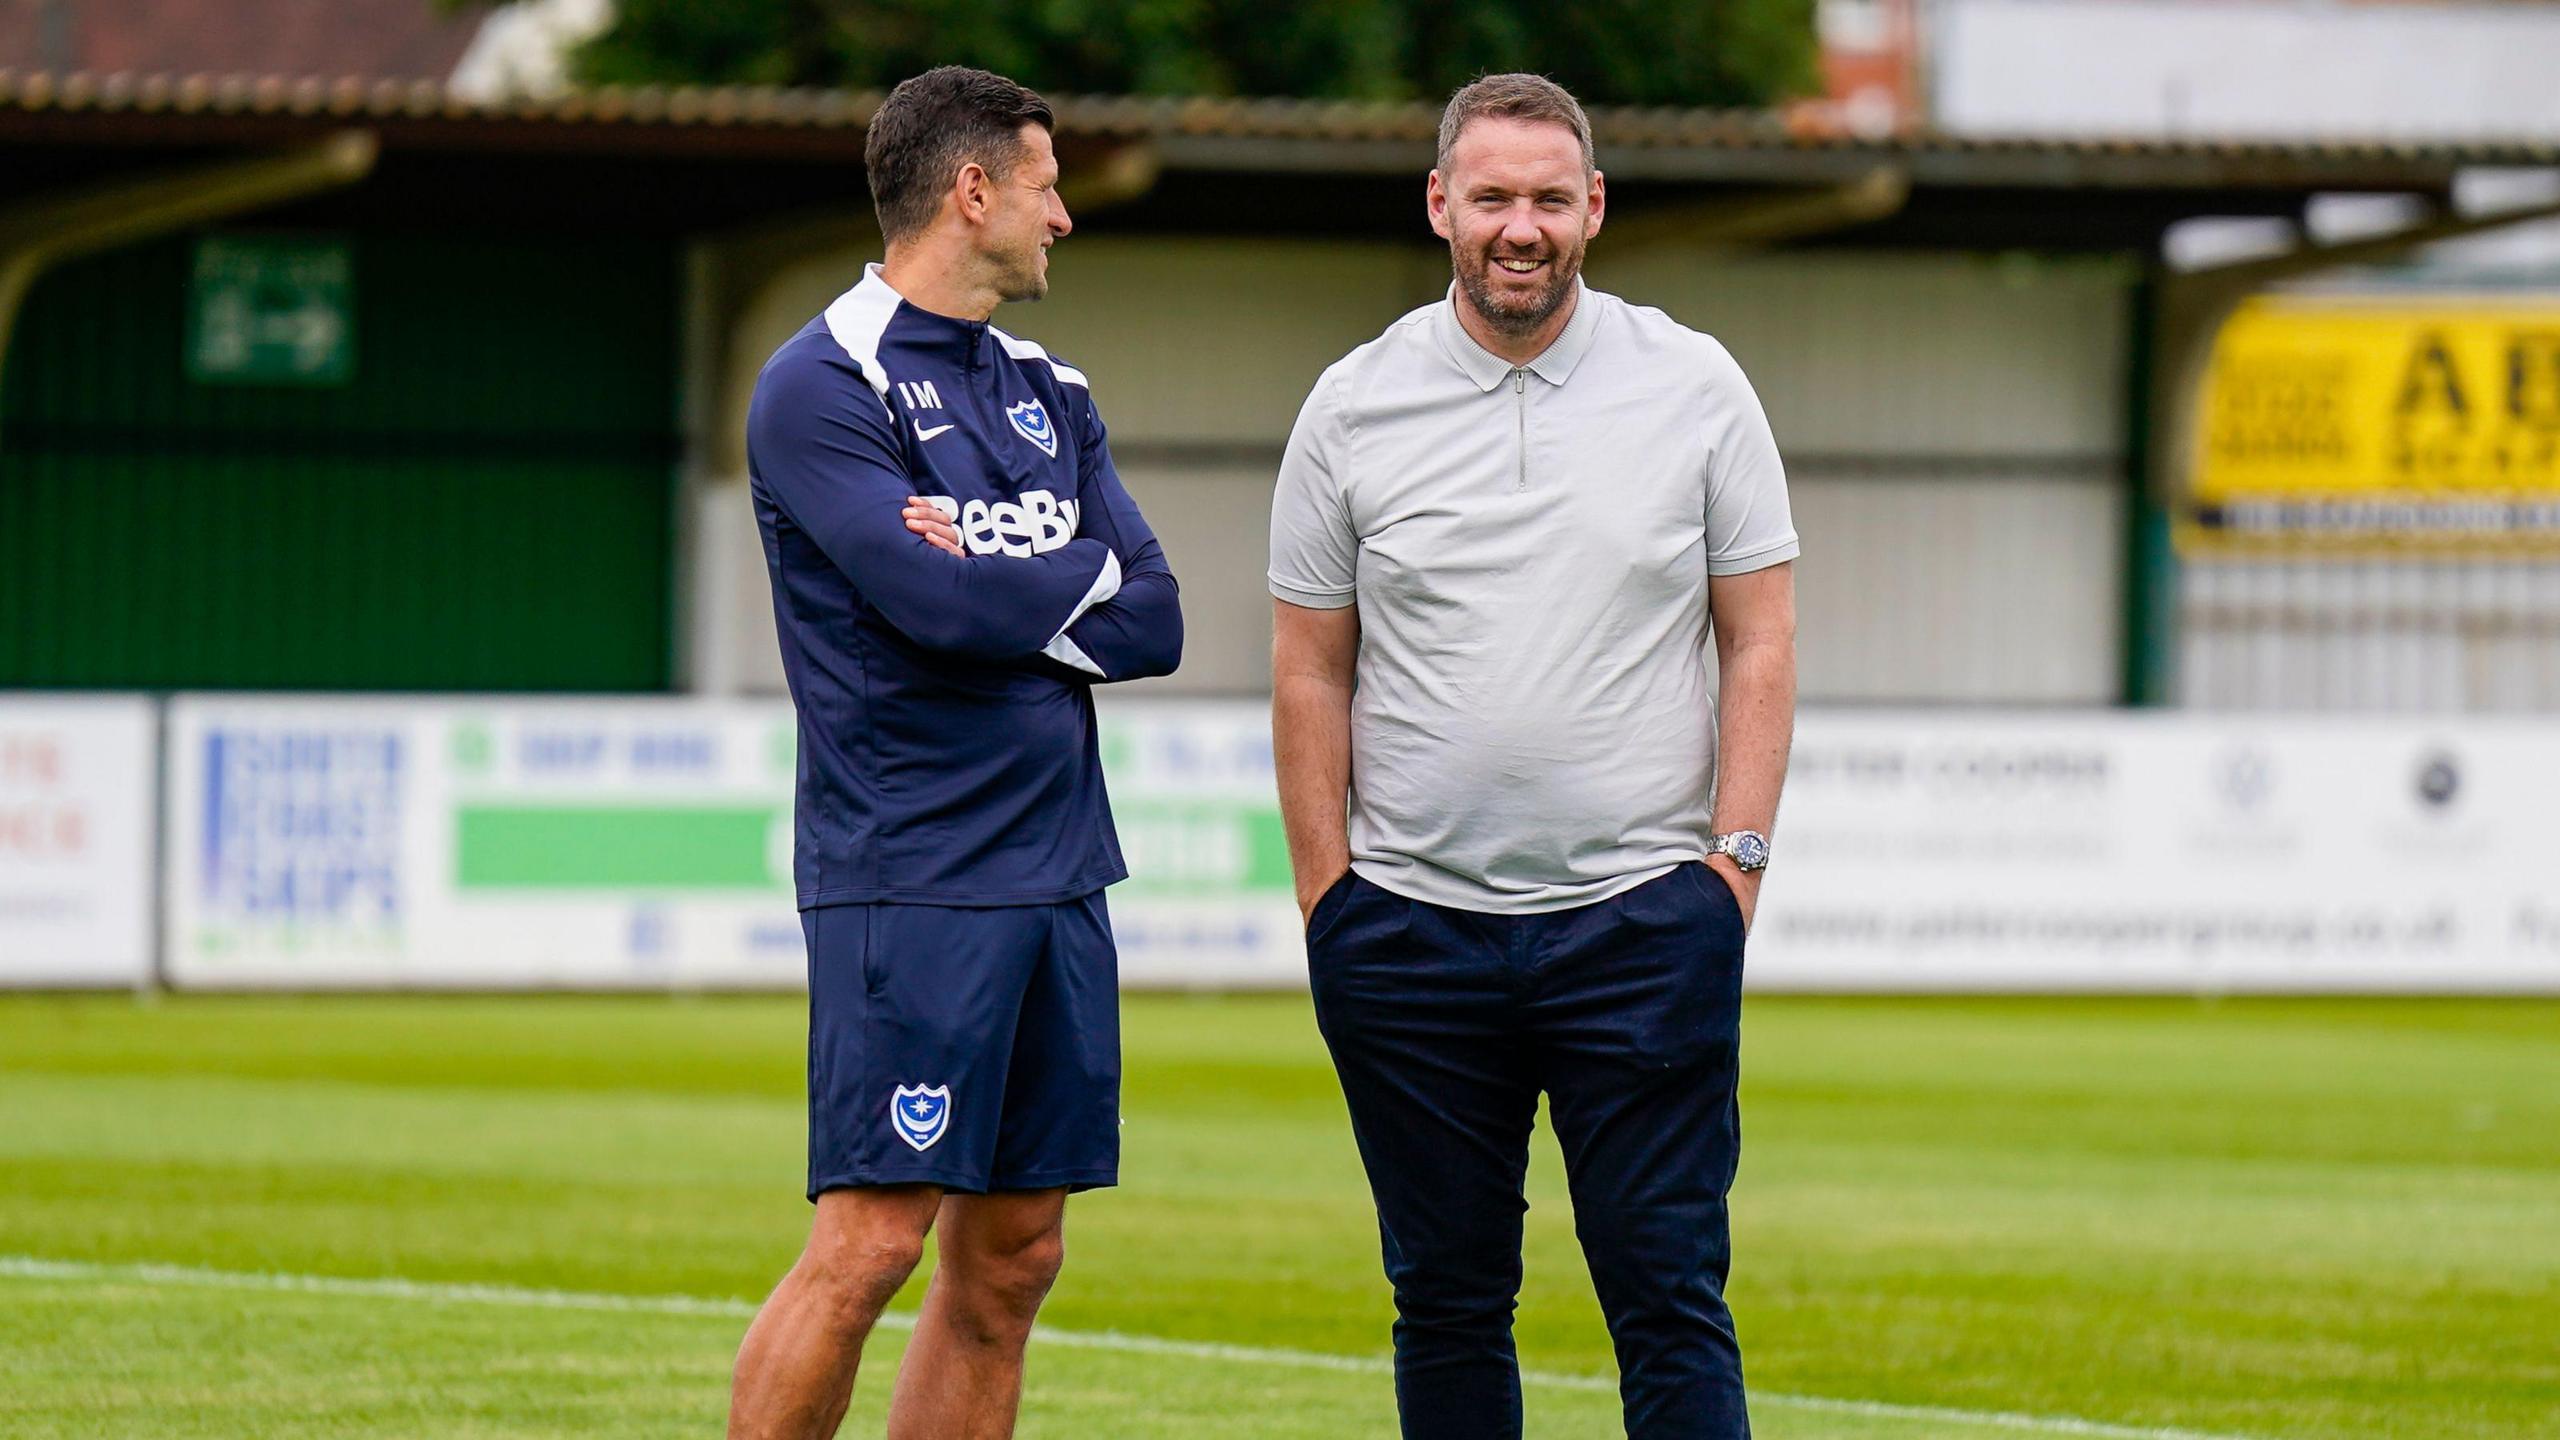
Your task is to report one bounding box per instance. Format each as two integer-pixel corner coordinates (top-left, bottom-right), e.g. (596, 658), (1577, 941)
(1269, 73), (1798, 1440)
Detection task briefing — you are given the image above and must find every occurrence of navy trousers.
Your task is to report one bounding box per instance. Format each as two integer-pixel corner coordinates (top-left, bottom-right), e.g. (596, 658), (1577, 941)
(1306, 862), (1750, 1440)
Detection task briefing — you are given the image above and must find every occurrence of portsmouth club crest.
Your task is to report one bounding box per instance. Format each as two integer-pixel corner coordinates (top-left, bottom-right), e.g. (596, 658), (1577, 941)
(890, 1083), (952, 1152)
(1005, 399), (1058, 457)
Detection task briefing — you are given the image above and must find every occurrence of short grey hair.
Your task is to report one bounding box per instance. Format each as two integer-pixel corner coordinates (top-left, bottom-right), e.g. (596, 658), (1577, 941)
(1436, 73), (1594, 174)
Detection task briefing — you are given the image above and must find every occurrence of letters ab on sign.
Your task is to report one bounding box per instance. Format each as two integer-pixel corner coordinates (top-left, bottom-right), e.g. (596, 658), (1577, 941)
(2188, 295), (2560, 553)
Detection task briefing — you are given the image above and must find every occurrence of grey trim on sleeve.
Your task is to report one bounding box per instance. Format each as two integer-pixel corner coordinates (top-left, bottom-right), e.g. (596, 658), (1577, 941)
(1707, 536), (1801, 576)
(1269, 577), (1357, 609)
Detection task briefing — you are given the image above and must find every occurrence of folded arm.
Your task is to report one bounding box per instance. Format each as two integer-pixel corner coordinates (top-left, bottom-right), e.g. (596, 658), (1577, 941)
(750, 353), (1118, 662)
(1046, 430), (1182, 682)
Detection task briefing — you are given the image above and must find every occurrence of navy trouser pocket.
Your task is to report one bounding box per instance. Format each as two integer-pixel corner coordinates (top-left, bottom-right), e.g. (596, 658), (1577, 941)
(1305, 872), (1424, 1025)
(1303, 868), (1362, 946)
(1588, 863), (1745, 1071)
(1687, 861), (1748, 936)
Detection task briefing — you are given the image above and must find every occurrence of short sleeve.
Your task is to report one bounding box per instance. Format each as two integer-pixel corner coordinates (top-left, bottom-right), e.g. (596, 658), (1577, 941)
(1268, 366), (1359, 609)
(1701, 338), (1801, 577)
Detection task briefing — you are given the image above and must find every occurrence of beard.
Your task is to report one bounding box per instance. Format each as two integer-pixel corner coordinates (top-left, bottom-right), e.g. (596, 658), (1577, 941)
(1452, 233), (1583, 336)
(994, 251), (1048, 304)
(982, 227), (1050, 304)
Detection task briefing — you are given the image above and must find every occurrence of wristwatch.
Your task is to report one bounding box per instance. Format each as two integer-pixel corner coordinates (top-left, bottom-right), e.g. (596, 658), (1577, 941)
(1708, 830), (1770, 872)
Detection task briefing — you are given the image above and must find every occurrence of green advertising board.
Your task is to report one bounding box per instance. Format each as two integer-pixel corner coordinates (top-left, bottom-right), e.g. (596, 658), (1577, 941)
(185, 235), (354, 386)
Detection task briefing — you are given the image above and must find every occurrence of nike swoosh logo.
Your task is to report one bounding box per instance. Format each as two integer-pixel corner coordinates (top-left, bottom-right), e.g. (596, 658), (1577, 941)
(914, 422), (955, 442)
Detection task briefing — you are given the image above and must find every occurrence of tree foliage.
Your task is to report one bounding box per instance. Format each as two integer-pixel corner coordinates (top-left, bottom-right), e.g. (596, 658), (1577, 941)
(564, 0), (1818, 109)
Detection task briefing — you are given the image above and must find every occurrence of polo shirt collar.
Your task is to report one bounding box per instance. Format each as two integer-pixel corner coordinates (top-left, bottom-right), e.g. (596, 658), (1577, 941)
(1435, 278), (1599, 391)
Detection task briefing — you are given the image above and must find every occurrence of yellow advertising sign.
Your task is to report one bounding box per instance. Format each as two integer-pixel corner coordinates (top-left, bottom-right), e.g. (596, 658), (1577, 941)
(2188, 295), (2560, 551)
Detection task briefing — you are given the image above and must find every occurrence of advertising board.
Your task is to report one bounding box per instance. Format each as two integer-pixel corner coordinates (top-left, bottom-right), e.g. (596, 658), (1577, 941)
(165, 698), (805, 988)
(156, 696), (2560, 993)
(0, 696), (155, 986)
(160, 696), (1308, 989)
(2189, 295), (2560, 553)
(1754, 712), (2560, 992)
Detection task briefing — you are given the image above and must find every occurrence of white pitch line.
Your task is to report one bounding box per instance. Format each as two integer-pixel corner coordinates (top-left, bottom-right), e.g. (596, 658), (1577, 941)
(0, 1255), (2257, 1440)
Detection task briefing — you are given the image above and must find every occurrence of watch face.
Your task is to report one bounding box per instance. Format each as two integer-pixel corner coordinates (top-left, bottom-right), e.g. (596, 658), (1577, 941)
(1731, 833), (1770, 869)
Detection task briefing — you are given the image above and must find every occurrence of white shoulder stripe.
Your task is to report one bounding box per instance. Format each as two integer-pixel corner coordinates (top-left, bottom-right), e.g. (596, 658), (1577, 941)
(989, 325), (1089, 388)
(820, 269), (900, 398)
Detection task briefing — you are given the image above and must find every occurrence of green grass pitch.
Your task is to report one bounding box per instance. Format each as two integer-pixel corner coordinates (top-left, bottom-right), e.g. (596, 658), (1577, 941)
(1, 992), (2553, 1438)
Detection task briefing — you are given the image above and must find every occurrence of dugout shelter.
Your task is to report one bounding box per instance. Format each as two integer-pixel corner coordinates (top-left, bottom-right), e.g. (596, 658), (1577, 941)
(6, 70), (2558, 706)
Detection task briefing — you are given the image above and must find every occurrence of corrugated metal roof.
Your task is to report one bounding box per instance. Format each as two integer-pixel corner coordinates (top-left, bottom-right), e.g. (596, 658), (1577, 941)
(0, 3), (481, 85)
(4, 68), (2557, 172)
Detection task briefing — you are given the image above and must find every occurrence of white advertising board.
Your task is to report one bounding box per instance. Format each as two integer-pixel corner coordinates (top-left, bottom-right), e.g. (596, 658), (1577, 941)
(0, 696), (156, 987)
(1751, 713), (2560, 992)
(1099, 701), (1302, 987)
(165, 697), (808, 989)
(1108, 704), (2560, 993)
(157, 695), (2560, 993)
(160, 696), (1307, 990)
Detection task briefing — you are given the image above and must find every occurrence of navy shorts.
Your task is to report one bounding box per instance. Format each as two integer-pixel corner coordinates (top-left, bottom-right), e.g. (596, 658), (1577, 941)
(801, 892), (1120, 1200)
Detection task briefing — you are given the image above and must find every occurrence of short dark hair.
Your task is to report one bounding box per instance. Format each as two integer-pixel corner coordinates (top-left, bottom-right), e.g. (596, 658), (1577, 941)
(865, 66), (1056, 244)
(1436, 73), (1594, 174)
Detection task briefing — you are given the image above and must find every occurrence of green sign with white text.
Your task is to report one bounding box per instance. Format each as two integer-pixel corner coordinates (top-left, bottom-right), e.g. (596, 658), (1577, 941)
(186, 236), (354, 386)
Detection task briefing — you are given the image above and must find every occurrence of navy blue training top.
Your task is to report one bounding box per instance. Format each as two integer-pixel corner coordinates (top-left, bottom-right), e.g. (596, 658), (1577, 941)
(748, 264), (1183, 909)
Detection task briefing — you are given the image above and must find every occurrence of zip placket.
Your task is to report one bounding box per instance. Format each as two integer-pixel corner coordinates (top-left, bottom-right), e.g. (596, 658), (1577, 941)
(1511, 368), (1528, 491)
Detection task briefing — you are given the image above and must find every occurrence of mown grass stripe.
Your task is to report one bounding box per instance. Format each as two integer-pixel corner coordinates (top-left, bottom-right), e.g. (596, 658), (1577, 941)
(0, 1254), (2259, 1440)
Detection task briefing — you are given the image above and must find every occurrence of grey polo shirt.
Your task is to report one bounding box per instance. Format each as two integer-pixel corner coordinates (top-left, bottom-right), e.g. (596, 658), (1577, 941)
(1269, 281), (1798, 915)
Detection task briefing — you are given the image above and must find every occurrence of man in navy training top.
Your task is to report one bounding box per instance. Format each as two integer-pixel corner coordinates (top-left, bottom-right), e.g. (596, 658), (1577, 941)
(731, 65), (1182, 1440)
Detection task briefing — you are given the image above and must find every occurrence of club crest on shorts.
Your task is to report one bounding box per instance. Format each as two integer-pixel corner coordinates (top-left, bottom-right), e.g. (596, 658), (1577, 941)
(890, 1083), (952, 1152)
(1005, 400), (1058, 457)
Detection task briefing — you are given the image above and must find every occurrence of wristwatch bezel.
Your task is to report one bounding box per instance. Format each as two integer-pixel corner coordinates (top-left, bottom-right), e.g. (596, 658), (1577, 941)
(1712, 829), (1771, 872)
